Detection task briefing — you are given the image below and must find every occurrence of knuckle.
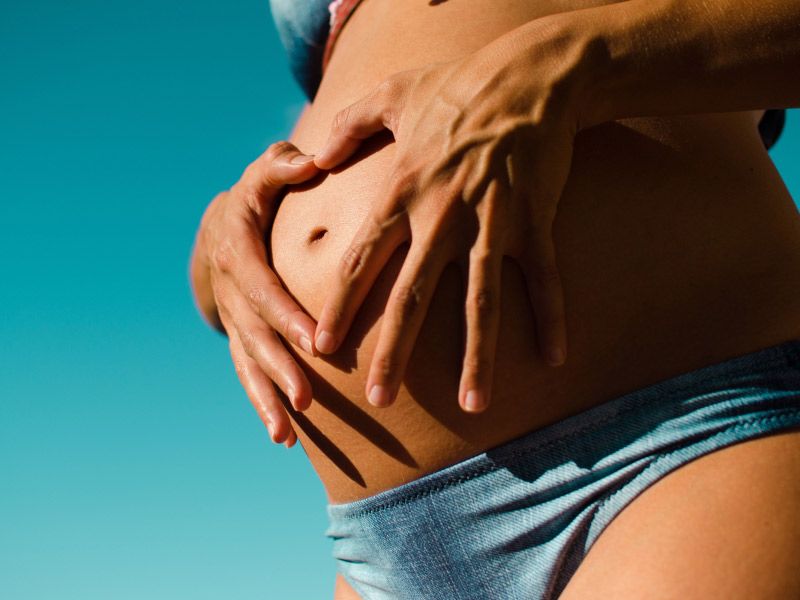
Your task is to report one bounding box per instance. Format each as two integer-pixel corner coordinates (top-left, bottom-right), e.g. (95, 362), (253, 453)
(238, 328), (260, 358)
(376, 76), (397, 99)
(387, 168), (416, 199)
(368, 203), (405, 237)
(331, 105), (352, 134)
(211, 237), (237, 273)
(340, 243), (367, 281)
(394, 283), (422, 322)
(383, 107), (400, 132)
(375, 78), (401, 119)
(468, 286), (494, 316)
(264, 140), (294, 163)
(274, 310), (292, 339)
(372, 354), (398, 381)
(246, 285), (267, 309)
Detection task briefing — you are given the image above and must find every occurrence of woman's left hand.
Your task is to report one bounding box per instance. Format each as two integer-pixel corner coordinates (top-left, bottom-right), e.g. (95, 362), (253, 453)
(311, 22), (597, 413)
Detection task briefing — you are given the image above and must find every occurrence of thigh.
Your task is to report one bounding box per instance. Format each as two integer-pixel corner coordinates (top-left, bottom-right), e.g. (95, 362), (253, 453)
(559, 427), (800, 600)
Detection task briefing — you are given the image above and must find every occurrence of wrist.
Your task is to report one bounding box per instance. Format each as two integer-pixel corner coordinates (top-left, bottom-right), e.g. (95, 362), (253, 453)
(554, 0), (774, 130)
(495, 8), (623, 132)
(568, 0), (680, 130)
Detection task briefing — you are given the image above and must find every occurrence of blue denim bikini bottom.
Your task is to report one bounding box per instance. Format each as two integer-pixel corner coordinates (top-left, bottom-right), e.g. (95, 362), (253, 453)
(325, 338), (800, 599)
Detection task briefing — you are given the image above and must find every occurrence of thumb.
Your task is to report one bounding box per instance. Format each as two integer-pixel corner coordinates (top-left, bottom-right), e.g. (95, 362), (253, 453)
(242, 141), (320, 192)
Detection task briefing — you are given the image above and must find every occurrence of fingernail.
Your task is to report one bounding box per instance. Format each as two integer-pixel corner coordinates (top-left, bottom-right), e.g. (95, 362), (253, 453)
(313, 145), (329, 164)
(299, 335), (313, 355)
(548, 346), (565, 366)
(266, 420), (275, 440)
(290, 154), (315, 165)
(464, 390), (485, 413)
(368, 385), (392, 407)
(316, 330), (337, 354)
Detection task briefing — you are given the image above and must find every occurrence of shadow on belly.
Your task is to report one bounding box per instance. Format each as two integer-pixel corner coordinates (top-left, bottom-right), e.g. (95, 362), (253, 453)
(276, 238), (555, 493)
(265, 121), (671, 494)
(266, 112), (800, 500)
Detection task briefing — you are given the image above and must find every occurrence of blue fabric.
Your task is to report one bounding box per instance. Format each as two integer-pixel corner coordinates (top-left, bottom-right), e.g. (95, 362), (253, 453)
(325, 338), (800, 599)
(268, 0), (331, 101)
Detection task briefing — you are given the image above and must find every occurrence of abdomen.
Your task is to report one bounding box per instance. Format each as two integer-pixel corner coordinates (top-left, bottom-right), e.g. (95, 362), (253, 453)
(269, 0), (800, 503)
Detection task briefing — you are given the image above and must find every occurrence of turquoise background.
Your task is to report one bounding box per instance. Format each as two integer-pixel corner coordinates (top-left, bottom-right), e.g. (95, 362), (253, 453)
(1, 1), (798, 598)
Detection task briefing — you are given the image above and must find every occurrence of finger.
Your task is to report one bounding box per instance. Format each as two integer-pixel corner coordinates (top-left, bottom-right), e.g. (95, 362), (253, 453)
(225, 315), (296, 445)
(314, 186), (412, 355)
(364, 227), (454, 408)
(283, 427), (298, 449)
(314, 77), (405, 169)
(228, 225), (317, 356)
(224, 287), (314, 411)
(520, 221), (567, 367)
(211, 141), (321, 356)
(238, 141), (321, 205)
(458, 180), (506, 413)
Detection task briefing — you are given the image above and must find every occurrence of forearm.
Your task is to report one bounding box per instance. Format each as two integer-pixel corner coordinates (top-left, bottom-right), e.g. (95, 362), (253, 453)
(542, 0), (800, 129)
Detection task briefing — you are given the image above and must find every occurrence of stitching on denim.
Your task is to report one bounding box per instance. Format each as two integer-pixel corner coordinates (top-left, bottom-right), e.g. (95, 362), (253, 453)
(332, 374), (727, 518)
(335, 399), (651, 519)
(336, 408), (800, 519)
(592, 409), (800, 515)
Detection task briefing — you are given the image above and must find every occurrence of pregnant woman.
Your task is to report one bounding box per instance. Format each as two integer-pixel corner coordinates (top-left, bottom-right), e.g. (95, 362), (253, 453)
(190, 0), (800, 598)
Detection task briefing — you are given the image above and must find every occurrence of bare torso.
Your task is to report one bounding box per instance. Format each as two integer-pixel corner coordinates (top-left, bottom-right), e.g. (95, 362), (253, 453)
(268, 0), (800, 504)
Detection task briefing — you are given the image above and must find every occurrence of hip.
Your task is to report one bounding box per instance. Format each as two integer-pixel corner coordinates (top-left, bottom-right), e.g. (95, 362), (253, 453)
(325, 338), (800, 599)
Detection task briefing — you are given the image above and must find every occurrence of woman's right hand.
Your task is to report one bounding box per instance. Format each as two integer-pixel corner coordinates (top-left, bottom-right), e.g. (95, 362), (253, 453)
(190, 141), (321, 447)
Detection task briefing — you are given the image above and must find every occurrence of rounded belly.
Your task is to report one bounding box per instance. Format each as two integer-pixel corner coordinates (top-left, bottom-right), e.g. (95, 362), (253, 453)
(268, 0), (800, 503)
